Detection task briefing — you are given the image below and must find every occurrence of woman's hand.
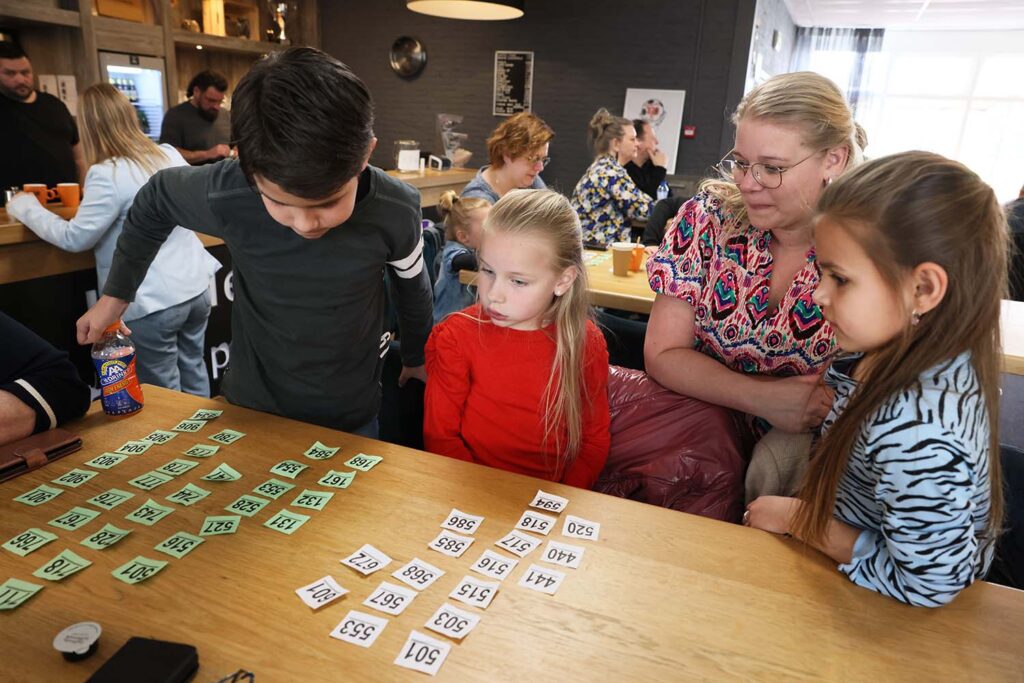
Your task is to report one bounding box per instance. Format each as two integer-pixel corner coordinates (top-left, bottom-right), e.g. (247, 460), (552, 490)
(744, 495), (801, 534)
(759, 373), (833, 433)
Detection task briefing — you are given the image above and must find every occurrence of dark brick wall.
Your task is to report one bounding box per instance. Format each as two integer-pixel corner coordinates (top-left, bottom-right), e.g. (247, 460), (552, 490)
(321, 0), (755, 192)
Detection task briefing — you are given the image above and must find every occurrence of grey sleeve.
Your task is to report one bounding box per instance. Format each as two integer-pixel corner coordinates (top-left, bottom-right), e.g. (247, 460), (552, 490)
(386, 197), (434, 367)
(103, 165), (224, 302)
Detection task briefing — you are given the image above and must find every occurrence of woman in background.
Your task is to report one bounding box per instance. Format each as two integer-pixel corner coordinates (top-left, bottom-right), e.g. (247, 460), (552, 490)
(461, 112), (554, 204)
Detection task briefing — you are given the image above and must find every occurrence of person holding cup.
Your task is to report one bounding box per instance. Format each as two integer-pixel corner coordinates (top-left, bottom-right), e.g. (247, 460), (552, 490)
(6, 83), (220, 396)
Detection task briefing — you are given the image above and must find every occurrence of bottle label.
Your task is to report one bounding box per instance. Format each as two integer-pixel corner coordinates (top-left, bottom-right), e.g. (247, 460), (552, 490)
(93, 354), (144, 416)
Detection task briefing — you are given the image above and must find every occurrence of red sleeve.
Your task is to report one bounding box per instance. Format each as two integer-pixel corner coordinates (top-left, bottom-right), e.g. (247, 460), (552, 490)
(423, 317), (475, 462)
(562, 322), (610, 489)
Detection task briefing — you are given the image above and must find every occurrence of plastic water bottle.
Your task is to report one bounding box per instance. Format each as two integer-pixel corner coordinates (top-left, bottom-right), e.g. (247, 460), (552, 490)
(656, 180), (670, 201)
(91, 321), (144, 416)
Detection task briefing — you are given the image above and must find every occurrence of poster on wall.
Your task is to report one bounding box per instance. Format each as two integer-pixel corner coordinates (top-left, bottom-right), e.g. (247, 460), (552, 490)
(623, 88), (686, 175)
(493, 51), (534, 116)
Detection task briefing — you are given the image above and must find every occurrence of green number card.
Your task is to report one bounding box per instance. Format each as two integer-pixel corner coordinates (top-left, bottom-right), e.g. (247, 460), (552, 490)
(199, 515), (241, 536)
(318, 470), (356, 489)
(189, 409), (223, 421)
(14, 484), (64, 506)
(48, 506), (100, 532)
(154, 531), (205, 559)
(114, 440), (153, 455)
(142, 430), (177, 444)
(86, 488), (135, 511)
(269, 459), (308, 479)
(224, 494), (271, 518)
(171, 419), (206, 433)
(344, 453), (383, 472)
(155, 459), (200, 477)
(51, 468), (98, 488)
(0, 578), (43, 610)
(200, 463), (242, 482)
(124, 499), (175, 526)
(263, 509), (311, 535)
(84, 452), (129, 470)
(32, 549), (92, 581)
(290, 489), (334, 512)
(165, 483), (212, 507)
(112, 556), (167, 585)
(252, 478), (295, 500)
(182, 443), (219, 458)
(208, 429), (245, 445)
(80, 524), (132, 550)
(303, 440), (339, 460)
(127, 471), (174, 491)
(2, 528), (57, 557)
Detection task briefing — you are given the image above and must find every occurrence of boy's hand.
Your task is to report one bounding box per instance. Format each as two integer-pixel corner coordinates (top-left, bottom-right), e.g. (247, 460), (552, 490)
(398, 364), (427, 387)
(76, 295), (130, 344)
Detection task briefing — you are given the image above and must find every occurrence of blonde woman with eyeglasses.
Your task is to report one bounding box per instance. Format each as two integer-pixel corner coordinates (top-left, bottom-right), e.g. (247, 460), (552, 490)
(644, 73), (865, 505)
(461, 112), (554, 204)
(7, 83), (220, 396)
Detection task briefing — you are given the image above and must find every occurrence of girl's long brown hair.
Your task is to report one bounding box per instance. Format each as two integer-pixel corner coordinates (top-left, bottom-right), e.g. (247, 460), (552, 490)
(78, 83), (169, 175)
(792, 151), (1007, 545)
(481, 189), (592, 475)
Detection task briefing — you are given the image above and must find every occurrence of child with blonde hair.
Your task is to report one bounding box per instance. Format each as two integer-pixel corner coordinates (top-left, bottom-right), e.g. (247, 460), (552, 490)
(424, 189), (610, 487)
(746, 151), (1007, 607)
(432, 190), (490, 322)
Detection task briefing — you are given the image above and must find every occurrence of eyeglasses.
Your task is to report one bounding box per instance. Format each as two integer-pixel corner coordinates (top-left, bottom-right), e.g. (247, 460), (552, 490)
(524, 153), (551, 168)
(717, 149), (823, 189)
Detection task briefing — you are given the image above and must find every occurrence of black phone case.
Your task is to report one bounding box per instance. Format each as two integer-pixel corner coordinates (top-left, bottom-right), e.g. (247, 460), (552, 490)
(87, 637), (199, 683)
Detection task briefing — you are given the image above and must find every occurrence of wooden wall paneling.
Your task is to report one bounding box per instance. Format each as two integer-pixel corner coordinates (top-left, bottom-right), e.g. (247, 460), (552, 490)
(78, 0), (101, 87)
(92, 17), (166, 55)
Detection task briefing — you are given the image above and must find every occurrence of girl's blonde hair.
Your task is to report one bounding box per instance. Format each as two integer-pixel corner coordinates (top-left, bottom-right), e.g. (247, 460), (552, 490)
(482, 189), (592, 473)
(701, 72), (866, 225)
(78, 83), (170, 176)
(792, 151), (1007, 546)
(436, 190), (490, 242)
(587, 108), (632, 158)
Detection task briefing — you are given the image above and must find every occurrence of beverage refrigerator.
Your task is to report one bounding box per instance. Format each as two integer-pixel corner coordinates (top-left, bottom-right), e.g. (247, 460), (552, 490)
(97, 52), (168, 141)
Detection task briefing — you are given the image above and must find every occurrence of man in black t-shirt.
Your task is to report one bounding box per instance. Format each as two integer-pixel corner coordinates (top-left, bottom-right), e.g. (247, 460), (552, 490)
(625, 119), (669, 200)
(0, 42), (82, 206)
(159, 70), (233, 165)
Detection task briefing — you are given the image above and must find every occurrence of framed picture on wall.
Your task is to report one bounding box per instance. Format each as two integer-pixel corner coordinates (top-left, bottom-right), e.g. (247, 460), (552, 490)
(493, 51), (534, 116)
(623, 88), (686, 175)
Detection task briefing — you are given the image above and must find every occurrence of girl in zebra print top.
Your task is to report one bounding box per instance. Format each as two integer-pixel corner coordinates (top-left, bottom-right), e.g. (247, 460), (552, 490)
(745, 151), (1007, 607)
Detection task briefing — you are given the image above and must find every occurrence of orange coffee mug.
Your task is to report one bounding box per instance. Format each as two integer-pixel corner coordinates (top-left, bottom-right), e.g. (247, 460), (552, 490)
(57, 183), (81, 208)
(629, 245), (644, 272)
(23, 184), (57, 204)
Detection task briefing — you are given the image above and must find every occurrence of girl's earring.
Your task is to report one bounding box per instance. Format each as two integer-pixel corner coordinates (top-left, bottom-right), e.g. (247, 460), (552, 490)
(911, 310), (922, 326)
(823, 177), (833, 188)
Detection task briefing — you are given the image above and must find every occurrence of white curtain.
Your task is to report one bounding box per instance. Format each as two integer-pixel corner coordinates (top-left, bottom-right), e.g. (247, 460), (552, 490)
(791, 28), (885, 122)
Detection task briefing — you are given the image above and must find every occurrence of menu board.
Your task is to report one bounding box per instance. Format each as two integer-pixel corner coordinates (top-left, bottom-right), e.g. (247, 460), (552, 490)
(493, 51), (534, 116)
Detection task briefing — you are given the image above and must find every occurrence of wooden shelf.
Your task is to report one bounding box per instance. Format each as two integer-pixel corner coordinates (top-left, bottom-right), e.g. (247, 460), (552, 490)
(172, 29), (285, 55)
(0, 0), (80, 28)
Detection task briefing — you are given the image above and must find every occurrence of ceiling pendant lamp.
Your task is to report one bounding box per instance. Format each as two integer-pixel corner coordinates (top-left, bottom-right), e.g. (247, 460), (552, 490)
(406, 0), (524, 21)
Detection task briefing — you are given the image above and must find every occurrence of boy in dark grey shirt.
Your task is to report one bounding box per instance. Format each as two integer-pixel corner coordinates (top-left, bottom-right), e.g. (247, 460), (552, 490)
(76, 48), (432, 436)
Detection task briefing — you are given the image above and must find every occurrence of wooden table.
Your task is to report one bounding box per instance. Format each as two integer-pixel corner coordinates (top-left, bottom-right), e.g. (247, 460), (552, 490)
(388, 168), (477, 208)
(1, 386), (1021, 681)
(465, 251), (1024, 376)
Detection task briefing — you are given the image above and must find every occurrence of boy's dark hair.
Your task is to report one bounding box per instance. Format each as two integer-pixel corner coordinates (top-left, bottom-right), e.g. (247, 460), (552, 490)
(231, 47), (374, 199)
(187, 70), (228, 97)
(0, 41), (27, 61)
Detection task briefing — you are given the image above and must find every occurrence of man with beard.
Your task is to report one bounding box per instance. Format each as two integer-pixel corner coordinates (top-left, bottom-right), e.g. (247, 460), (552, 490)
(160, 70), (232, 165)
(0, 41), (83, 206)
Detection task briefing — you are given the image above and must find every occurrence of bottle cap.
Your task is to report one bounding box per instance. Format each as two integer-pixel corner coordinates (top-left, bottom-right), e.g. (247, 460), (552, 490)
(102, 321), (122, 335)
(53, 621), (101, 661)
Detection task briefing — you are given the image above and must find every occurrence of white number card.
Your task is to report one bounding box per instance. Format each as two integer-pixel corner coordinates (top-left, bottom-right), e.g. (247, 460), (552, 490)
(449, 575), (499, 610)
(425, 602), (481, 641)
(562, 514), (601, 541)
(295, 575), (348, 609)
(517, 563), (567, 596)
(494, 530), (541, 558)
(529, 489), (569, 514)
(427, 530), (474, 558)
(470, 549), (519, 581)
(363, 581), (416, 616)
(340, 544), (392, 575)
(440, 508), (484, 535)
(330, 610), (387, 648)
(392, 557), (445, 591)
(514, 510), (556, 536)
(394, 630), (451, 676)
(541, 540), (585, 569)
